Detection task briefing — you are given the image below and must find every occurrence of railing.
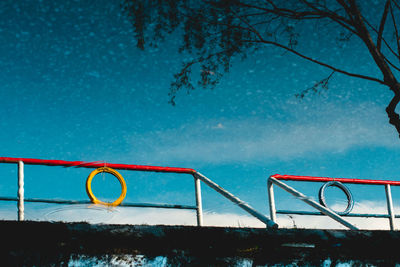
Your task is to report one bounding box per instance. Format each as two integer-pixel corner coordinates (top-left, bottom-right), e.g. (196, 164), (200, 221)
(268, 174), (400, 230)
(0, 157), (276, 228)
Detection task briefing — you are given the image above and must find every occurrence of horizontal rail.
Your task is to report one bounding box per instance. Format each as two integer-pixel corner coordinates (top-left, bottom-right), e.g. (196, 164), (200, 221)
(121, 203), (197, 210)
(276, 210), (400, 218)
(272, 174), (400, 186)
(0, 157), (196, 174)
(0, 197), (197, 210)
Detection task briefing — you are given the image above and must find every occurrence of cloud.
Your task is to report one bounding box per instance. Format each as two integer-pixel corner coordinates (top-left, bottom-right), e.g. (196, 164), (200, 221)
(22, 205), (266, 227)
(127, 102), (399, 164)
(276, 200), (397, 230)
(5, 200), (396, 230)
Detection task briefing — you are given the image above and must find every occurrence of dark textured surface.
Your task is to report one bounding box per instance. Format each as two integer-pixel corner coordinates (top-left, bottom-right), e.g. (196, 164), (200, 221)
(2, 220), (400, 266)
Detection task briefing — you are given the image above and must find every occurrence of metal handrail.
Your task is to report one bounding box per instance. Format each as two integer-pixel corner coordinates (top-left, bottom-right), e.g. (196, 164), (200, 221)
(0, 197), (197, 210)
(268, 174), (399, 230)
(0, 157), (277, 228)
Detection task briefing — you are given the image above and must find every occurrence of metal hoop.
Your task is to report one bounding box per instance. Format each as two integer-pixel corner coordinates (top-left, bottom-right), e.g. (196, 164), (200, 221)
(86, 167), (127, 206)
(318, 181), (354, 215)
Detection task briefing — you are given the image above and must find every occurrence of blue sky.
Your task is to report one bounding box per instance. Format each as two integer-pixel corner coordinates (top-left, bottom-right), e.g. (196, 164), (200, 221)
(1, 0), (400, 228)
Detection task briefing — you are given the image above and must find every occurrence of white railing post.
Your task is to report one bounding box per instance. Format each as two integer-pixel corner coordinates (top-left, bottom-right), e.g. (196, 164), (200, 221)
(18, 161), (24, 221)
(194, 176), (203, 226)
(385, 184), (395, 230)
(267, 179), (277, 223)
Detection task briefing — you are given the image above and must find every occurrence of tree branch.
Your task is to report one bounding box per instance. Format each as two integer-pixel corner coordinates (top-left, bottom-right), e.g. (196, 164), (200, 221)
(229, 7), (265, 42)
(249, 0), (360, 36)
(168, 48), (234, 105)
(296, 71), (335, 98)
(385, 57), (400, 72)
(237, 1), (329, 20)
(362, 14), (400, 59)
(301, 0), (360, 36)
(227, 7), (376, 80)
(393, 0), (400, 9)
(335, 0), (356, 24)
(377, 0), (391, 51)
(243, 39), (384, 84)
(345, 0), (397, 85)
(386, 83), (400, 138)
(390, 2), (400, 63)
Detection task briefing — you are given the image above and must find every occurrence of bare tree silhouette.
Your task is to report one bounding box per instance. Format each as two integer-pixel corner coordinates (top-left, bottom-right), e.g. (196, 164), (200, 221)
(122, 0), (400, 137)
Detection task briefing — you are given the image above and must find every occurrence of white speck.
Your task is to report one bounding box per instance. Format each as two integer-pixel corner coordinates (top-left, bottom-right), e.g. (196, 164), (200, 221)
(212, 123), (224, 129)
(87, 71), (100, 78)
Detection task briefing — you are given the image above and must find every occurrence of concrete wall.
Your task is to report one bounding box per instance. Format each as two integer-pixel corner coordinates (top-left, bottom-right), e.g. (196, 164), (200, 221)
(2, 220), (400, 266)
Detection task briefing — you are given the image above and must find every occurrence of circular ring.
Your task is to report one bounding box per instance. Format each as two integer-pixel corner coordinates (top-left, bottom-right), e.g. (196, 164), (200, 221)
(86, 167), (127, 206)
(318, 181), (354, 215)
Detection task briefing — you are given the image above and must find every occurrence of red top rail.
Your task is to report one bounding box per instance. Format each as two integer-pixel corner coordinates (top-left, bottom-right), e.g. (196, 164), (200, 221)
(0, 157), (196, 174)
(271, 174), (400, 186)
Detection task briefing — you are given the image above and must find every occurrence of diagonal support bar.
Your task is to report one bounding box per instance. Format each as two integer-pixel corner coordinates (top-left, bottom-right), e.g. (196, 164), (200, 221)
(194, 172), (278, 228)
(268, 177), (358, 230)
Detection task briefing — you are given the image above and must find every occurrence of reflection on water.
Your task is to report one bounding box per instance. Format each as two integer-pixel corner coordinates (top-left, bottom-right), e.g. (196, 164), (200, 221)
(44, 204), (119, 224)
(68, 254), (257, 266)
(68, 254), (169, 266)
(65, 254), (388, 266)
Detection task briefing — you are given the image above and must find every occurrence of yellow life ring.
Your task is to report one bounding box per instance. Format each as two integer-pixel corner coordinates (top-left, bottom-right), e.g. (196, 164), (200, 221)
(86, 167), (127, 206)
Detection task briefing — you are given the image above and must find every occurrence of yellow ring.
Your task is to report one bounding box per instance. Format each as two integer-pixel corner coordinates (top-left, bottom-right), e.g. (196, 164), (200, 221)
(86, 167), (127, 206)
